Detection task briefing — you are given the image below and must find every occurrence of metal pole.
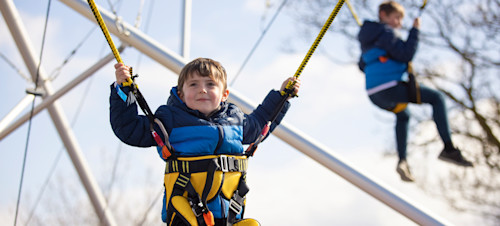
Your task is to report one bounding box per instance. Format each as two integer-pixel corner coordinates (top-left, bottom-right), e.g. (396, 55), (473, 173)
(181, 0), (192, 59)
(0, 48), (122, 141)
(0, 95), (34, 133)
(0, 1), (117, 225)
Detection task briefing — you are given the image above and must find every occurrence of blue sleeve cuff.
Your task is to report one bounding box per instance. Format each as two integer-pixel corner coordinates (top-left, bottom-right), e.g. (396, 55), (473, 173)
(114, 82), (129, 103)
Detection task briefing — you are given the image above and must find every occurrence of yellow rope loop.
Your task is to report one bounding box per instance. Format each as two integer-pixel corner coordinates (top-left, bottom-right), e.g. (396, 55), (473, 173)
(281, 0), (346, 96)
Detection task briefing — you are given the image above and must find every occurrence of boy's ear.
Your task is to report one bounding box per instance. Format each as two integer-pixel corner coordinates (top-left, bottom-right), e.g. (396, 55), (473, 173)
(177, 89), (184, 100)
(221, 89), (230, 102)
(379, 11), (384, 18)
(379, 11), (388, 22)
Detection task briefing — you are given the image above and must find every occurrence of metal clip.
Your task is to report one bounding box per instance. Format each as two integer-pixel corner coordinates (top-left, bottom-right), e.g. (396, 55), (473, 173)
(219, 155), (229, 172)
(229, 198), (242, 214)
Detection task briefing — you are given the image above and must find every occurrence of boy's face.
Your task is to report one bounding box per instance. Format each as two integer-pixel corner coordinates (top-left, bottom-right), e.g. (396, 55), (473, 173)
(380, 11), (403, 29)
(178, 71), (229, 116)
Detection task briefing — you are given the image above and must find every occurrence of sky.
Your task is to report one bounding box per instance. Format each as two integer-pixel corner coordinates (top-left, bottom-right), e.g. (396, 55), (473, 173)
(0, 0), (485, 225)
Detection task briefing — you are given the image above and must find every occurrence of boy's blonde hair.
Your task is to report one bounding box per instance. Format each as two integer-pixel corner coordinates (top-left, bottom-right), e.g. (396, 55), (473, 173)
(178, 57), (228, 91)
(379, 1), (405, 18)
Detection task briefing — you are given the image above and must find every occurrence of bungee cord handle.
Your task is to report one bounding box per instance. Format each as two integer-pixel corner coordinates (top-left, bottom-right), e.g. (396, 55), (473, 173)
(87, 0), (174, 158)
(281, 0), (346, 98)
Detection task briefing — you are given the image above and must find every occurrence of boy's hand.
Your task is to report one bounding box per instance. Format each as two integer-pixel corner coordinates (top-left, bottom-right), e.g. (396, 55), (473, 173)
(114, 63), (131, 85)
(413, 17), (421, 29)
(280, 77), (301, 100)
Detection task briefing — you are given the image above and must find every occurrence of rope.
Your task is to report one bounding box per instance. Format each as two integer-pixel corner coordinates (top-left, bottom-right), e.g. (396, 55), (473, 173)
(247, 0), (346, 156)
(106, 0), (122, 18)
(88, 0), (173, 158)
(134, 0), (146, 28)
(282, 0), (345, 96)
(48, 28), (96, 81)
(135, 0), (155, 72)
(0, 52), (30, 82)
(229, 0), (288, 86)
(346, 0), (362, 26)
(87, 0), (122, 63)
(24, 74), (96, 224)
(418, 0), (428, 17)
(14, 1), (52, 225)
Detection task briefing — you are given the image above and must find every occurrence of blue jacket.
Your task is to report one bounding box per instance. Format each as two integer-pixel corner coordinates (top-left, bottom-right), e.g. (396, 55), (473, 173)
(358, 20), (419, 90)
(109, 84), (290, 221)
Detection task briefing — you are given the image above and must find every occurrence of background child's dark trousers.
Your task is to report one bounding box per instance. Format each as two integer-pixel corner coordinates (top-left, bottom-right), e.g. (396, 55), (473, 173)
(369, 82), (452, 160)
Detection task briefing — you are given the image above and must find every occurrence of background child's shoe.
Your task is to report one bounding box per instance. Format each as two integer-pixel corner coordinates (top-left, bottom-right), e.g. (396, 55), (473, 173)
(438, 147), (473, 167)
(396, 160), (415, 182)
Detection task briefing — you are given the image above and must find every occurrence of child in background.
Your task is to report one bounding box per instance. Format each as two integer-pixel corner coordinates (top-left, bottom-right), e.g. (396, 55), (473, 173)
(357, 1), (473, 182)
(110, 57), (299, 225)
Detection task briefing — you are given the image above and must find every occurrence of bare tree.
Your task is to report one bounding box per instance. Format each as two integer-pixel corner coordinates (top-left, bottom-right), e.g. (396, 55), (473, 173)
(14, 145), (163, 226)
(284, 0), (499, 224)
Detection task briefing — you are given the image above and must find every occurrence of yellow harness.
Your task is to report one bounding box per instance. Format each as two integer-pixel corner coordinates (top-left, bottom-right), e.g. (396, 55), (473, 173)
(164, 155), (259, 226)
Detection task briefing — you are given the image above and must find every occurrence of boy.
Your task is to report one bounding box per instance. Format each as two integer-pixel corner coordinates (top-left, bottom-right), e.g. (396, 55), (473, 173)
(357, 1), (472, 182)
(110, 57), (299, 225)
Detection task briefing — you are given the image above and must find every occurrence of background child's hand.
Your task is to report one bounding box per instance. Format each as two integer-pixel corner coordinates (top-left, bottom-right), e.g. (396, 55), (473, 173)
(114, 63), (131, 85)
(280, 77), (301, 100)
(413, 17), (421, 29)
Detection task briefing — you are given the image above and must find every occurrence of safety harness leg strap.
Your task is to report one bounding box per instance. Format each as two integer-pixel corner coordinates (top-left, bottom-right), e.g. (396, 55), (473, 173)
(407, 62), (421, 104)
(169, 161), (218, 226)
(226, 174), (250, 226)
(374, 58), (422, 113)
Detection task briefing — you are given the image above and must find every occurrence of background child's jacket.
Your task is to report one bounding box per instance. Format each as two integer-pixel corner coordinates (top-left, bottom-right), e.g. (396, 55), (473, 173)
(358, 20), (419, 90)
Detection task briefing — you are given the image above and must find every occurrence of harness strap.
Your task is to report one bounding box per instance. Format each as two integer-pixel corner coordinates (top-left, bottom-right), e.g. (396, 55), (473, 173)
(165, 156), (248, 174)
(407, 62), (422, 104)
(372, 56), (421, 113)
(167, 156), (249, 225)
(171, 172), (215, 226)
(114, 81), (175, 159)
(226, 173), (250, 226)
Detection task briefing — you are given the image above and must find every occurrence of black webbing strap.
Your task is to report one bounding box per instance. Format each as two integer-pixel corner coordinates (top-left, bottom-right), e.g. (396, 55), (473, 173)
(167, 156), (250, 225)
(169, 161), (221, 226)
(376, 57), (422, 106)
(407, 62), (421, 104)
(226, 173), (250, 226)
(170, 172), (212, 226)
(165, 156), (248, 174)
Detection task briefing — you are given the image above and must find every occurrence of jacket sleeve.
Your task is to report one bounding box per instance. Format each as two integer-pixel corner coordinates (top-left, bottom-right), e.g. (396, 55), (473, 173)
(242, 90), (290, 144)
(375, 26), (419, 62)
(109, 83), (155, 147)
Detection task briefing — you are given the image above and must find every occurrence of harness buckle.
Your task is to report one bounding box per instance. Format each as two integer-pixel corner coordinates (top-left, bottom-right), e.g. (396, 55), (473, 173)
(219, 155), (229, 172)
(189, 199), (204, 217)
(229, 198), (243, 214)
